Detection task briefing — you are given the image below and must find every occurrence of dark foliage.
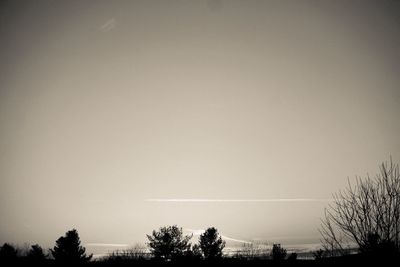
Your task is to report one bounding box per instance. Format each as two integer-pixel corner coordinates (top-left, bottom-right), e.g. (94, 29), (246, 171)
(271, 244), (287, 260)
(146, 225), (192, 261)
(0, 243), (18, 262)
(312, 249), (325, 260)
(287, 252), (297, 261)
(27, 244), (47, 262)
(199, 227), (226, 260)
(51, 228), (92, 263)
(361, 233), (398, 258)
(181, 244), (203, 261)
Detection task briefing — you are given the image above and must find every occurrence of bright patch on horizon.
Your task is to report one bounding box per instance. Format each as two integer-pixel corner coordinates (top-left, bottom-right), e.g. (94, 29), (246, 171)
(185, 229), (252, 244)
(86, 243), (130, 247)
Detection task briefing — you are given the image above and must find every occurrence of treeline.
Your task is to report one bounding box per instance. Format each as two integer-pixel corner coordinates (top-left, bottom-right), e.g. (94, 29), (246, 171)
(1, 226), (399, 266)
(1, 158), (400, 266)
(0, 226), (296, 263)
(0, 229), (90, 265)
(1, 226), (326, 266)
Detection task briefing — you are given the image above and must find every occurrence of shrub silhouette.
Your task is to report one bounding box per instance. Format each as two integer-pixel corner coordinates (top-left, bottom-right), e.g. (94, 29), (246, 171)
(0, 243), (18, 262)
(199, 227), (225, 260)
(175, 244), (203, 261)
(320, 158), (400, 257)
(271, 244), (287, 260)
(313, 249), (325, 260)
(51, 229), (92, 263)
(146, 225), (192, 261)
(188, 244), (203, 260)
(362, 232), (398, 258)
(287, 252), (297, 261)
(234, 243), (268, 259)
(106, 244), (149, 261)
(27, 244), (47, 262)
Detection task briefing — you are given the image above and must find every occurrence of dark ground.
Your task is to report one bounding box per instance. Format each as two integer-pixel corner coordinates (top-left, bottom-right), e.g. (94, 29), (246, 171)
(2, 254), (400, 267)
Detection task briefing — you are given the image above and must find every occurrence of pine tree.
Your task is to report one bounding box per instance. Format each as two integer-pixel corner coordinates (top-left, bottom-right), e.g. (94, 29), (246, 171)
(199, 227), (225, 260)
(51, 229), (92, 263)
(0, 243), (18, 262)
(271, 244), (287, 260)
(27, 244), (47, 261)
(147, 225), (192, 260)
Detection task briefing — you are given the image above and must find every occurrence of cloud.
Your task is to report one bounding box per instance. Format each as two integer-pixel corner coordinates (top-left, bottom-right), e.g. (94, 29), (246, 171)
(146, 198), (333, 203)
(99, 18), (117, 32)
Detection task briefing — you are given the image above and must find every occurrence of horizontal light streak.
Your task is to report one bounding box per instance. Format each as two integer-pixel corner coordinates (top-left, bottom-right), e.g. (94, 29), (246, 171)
(186, 229), (252, 244)
(146, 198), (333, 203)
(86, 243), (131, 247)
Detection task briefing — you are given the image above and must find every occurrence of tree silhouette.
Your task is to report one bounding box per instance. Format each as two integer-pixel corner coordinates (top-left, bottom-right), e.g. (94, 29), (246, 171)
(188, 244), (203, 260)
(199, 227), (225, 260)
(51, 229), (92, 263)
(0, 243), (17, 262)
(27, 244), (47, 262)
(313, 249), (325, 260)
(146, 225), (192, 261)
(287, 252), (297, 261)
(271, 244), (287, 260)
(320, 158), (400, 257)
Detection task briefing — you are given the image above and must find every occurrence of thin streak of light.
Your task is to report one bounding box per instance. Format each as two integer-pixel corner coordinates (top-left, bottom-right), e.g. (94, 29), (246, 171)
(186, 229), (252, 244)
(86, 243), (130, 247)
(145, 198), (334, 203)
(221, 235), (252, 244)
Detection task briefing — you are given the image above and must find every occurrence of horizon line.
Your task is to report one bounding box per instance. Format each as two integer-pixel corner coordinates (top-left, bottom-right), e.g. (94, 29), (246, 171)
(145, 198), (334, 203)
(86, 243), (131, 247)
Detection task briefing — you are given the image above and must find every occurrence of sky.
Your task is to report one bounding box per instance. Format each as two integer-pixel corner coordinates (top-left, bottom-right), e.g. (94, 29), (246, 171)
(1, 0), (400, 253)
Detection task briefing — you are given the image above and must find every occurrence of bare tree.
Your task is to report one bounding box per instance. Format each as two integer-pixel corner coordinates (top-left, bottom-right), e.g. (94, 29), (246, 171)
(320, 158), (400, 257)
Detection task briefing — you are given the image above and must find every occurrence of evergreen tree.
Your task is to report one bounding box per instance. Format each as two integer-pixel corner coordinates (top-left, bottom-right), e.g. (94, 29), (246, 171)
(199, 227), (225, 260)
(51, 229), (92, 263)
(271, 244), (287, 260)
(147, 225), (192, 260)
(0, 243), (18, 262)
(27, 244), (47, 262)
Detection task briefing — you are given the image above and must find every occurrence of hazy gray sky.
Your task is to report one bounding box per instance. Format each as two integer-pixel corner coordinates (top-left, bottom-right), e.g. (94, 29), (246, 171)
(1, 0), (400, 252)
